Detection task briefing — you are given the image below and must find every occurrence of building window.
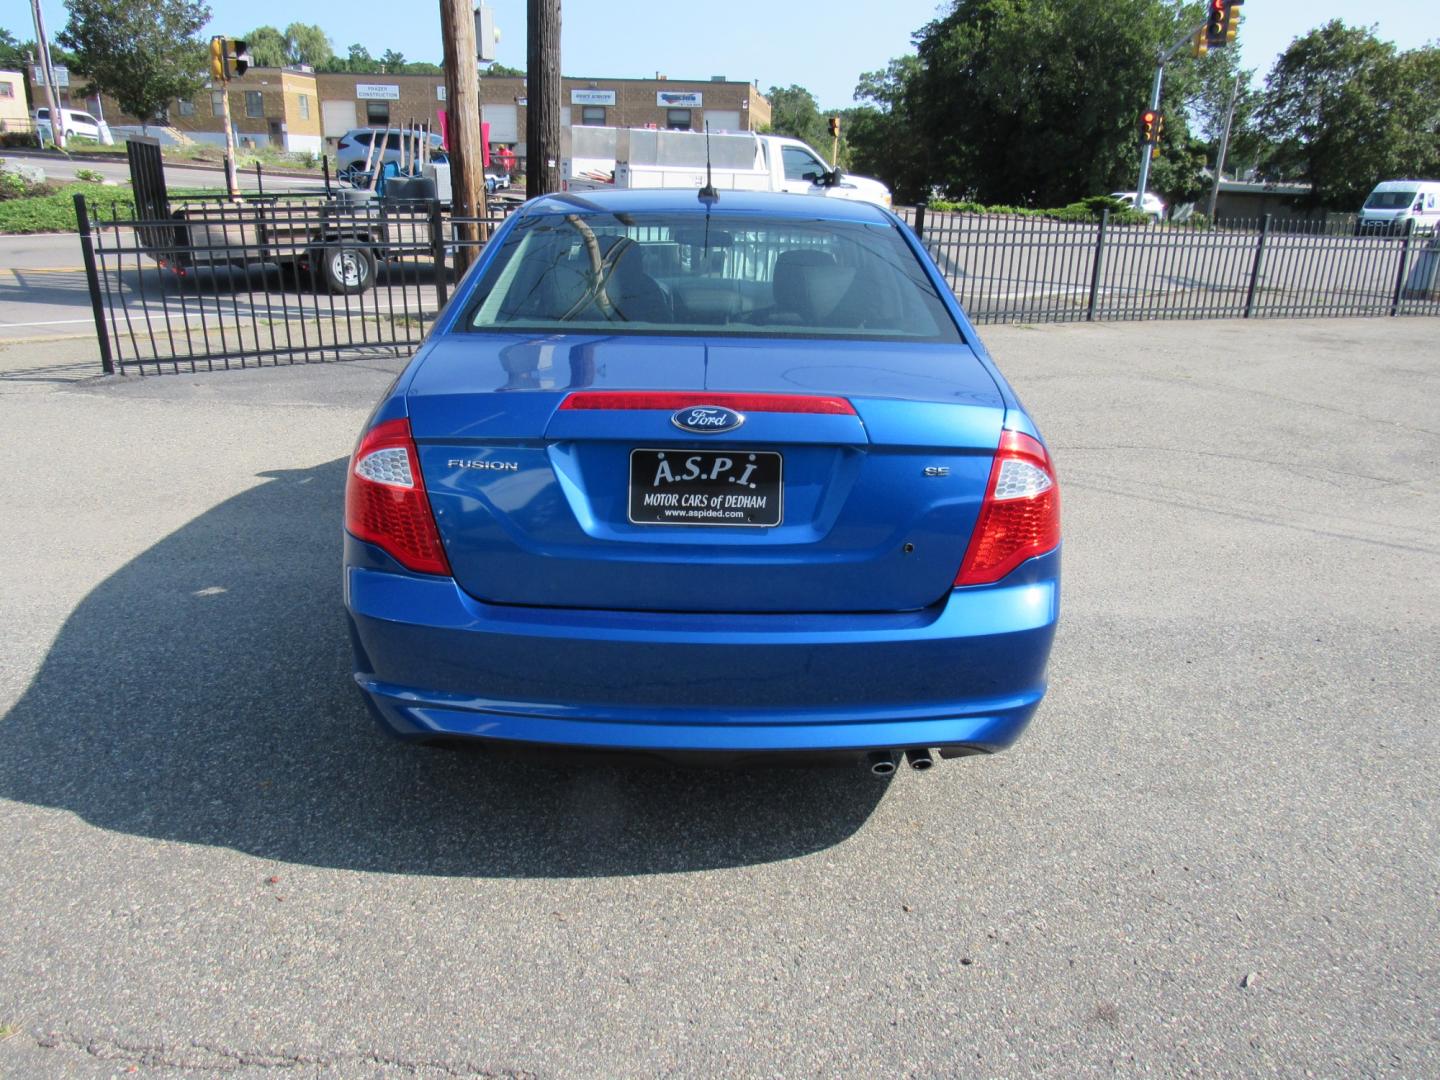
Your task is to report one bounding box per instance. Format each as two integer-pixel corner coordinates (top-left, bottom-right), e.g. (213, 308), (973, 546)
(580, 105), (606, 126)
(177, 99), (195, 117)
(211, 90), (225, 116)
(244, 91), (264, 118)
(298, 94), (310, 119)
(665, 108), (692, 131)
(366, 101), (390, 125)
(0, 81), (14, 99)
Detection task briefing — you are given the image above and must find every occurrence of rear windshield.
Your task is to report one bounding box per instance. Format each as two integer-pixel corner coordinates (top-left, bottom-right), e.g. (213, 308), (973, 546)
(1365, 190), (1417, 209)
(462, 211), (962, 342)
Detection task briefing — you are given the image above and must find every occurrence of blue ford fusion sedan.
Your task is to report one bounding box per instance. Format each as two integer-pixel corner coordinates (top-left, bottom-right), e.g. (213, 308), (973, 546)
(344, 190), (1059, 771)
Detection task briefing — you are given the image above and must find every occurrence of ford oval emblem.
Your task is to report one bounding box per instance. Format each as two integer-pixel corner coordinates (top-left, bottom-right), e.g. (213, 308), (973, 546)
(671, 405), (745, 434)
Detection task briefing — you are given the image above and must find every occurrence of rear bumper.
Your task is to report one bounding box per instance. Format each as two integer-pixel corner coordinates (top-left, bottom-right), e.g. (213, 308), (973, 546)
(345, 539), (1059, 753)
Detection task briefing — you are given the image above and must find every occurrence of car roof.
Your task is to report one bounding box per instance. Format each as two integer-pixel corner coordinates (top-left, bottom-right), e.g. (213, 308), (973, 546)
(519, 188), (892, 224)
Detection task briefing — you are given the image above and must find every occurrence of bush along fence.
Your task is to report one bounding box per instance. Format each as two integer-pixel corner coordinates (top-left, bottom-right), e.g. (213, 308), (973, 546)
(899, 206), (1440, 324)
(75, 192), (511, 374)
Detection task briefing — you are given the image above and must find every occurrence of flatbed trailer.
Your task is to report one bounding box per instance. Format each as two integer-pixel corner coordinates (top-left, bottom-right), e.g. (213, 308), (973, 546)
(135, 194), (434, 295)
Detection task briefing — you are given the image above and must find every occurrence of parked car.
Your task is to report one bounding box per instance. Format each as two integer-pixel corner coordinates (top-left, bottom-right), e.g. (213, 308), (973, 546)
(334, 128), (445, 173)
(343, 190), (1061, 771)
(485, 169), (511, 192)
(1355, 180), (1440, 235)
(1109, 191), (1165, 220)
(34, 107), (114, 146)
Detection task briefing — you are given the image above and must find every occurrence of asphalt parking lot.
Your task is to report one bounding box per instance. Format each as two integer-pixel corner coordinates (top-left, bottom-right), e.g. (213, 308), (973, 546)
(1, 317), (1437, 1076)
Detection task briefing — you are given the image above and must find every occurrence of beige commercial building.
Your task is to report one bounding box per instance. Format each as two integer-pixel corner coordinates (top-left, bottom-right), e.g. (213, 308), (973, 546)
(99, 70), (771, 159)
(0, 70), (31, 133)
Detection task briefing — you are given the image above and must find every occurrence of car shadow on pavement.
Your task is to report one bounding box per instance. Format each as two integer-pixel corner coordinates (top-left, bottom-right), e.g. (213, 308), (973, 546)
(0, 459), (887, 877)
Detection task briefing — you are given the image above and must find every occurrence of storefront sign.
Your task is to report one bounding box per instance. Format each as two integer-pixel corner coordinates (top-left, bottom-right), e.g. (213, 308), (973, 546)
(356, 84), (401, 101)
(571, 89), (616, 106)
(657, 91), (702, 107)
(32, 64), (70, 88)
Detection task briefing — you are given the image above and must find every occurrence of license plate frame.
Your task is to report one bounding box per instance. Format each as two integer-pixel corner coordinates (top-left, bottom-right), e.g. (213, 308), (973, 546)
(628, 448), (784, 528)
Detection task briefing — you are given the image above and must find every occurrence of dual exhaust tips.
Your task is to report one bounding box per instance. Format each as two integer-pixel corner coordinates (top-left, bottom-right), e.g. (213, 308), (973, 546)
(866, 748), (934, 776)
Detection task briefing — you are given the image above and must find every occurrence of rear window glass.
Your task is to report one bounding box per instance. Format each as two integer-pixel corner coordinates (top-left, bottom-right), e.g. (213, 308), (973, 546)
(462, 211), (961, 342)
(1365, 190), (1417, 209)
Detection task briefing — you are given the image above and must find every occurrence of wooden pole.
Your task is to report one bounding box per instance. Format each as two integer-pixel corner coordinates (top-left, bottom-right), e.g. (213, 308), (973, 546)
(30, 0), (64, 149)
(526, 0), (562, 198)
(218, 83), (240, 199)
(440, 0), (488, 269)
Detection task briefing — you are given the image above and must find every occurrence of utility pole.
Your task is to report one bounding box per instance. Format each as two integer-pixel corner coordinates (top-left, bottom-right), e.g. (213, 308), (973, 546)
(30, 0), (64, 149)
(1206, 74), (1241, 222)
(439, 0), (489, 270)
(526, 0), (561, 198)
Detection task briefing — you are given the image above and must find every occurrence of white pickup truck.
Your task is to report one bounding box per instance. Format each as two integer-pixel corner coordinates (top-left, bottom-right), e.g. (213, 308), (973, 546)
(561, 126), (893, 210)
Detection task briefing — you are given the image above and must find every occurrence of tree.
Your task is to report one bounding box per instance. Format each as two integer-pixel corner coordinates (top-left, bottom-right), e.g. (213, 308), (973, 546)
(380, 48), (406, 72)
(1261, 22), (1440, 208)
(884, 0), (1210, 207)
(244, 25), (288, 68)
(284, 22), (331, 68)
(762, 84), (829, 150)
(59, 0), (210, 127)
(848, 56), (929, 202)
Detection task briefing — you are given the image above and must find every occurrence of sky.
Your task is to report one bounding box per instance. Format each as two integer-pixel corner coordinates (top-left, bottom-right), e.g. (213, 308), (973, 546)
(6, 0), (1436, 108)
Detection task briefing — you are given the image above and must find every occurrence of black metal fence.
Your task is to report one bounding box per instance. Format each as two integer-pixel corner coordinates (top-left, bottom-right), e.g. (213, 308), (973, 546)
(76, 193), (515, 374)
(76, 196), (1440, 374)
(900, 207), (1440, 323)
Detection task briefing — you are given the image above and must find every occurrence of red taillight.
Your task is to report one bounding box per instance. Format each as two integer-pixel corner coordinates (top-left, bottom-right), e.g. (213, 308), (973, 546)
(558, 391), (855, 415)
(345, 417), (451, 576)
(955, 429), (1060, 586)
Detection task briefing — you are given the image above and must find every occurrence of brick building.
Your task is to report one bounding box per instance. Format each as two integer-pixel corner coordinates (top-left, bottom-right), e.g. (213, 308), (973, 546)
(100, 70), (771, 160)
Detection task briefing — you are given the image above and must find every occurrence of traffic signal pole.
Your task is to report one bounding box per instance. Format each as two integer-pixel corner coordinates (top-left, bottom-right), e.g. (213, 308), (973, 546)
(1134, 25), (1200, 205)
(1137, 2), (1242, 207)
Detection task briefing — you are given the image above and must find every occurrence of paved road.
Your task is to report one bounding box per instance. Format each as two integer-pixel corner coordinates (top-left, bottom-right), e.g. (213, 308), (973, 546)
(0, 318), (1436, 1076)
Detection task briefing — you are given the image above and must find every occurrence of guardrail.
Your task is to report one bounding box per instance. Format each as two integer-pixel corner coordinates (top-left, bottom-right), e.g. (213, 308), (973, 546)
(898, 207), (1440, 323)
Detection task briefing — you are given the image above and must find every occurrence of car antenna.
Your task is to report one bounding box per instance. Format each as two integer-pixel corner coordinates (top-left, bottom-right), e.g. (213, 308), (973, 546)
(698, 122), (719, 203)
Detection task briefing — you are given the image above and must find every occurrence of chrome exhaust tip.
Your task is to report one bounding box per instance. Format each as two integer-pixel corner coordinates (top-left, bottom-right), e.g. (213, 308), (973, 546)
(906, 748), (936, 771)
(866, 750), (900, 777)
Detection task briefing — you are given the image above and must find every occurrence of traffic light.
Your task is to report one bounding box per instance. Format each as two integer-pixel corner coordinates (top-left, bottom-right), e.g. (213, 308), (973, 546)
(209, 37), (251, 82)
(1154, 112), (1165, 143)
(227, 39), (250, 79)
(1138, 109), (1159, 144)
(1205, 0), (1241, 49)
(1192, 29), (1208, 57)
(1223, 1), (1242, 45)
(828, 116), (840, 138)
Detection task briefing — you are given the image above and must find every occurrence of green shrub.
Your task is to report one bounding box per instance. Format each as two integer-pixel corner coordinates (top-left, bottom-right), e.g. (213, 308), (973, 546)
(0, 131), (41, 149)
(926, 196), (1152, 225)
(74, 168), (106, 183)
(0, 181), (135, 233)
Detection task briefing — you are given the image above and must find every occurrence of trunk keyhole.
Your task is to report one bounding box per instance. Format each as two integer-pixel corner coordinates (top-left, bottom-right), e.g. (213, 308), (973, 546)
(903, 543), (915, 555)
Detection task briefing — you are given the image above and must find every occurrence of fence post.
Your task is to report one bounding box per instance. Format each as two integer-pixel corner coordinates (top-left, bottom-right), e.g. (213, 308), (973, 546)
(73, 194), (115, 375)
(1389, 218), (1416, 316)
(430, 201), (449, 309)
(255, 161), (264, 197)
(912, 203), (926, 239)
(1244, 214), (1271, 318)
(1086, 209), (1109, 322)
(322, 154), (332, 198)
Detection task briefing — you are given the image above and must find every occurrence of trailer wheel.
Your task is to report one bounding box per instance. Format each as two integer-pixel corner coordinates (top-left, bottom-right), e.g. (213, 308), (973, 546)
(315, 246), (376, 295)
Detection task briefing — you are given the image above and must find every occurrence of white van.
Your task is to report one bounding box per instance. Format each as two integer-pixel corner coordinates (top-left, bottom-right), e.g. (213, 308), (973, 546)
(1356, 180), (1440, 235)
(34, 107), (115, 146)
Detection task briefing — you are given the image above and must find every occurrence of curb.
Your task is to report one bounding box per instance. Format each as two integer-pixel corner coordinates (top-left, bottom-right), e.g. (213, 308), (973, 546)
(2, 148), (323, 180)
